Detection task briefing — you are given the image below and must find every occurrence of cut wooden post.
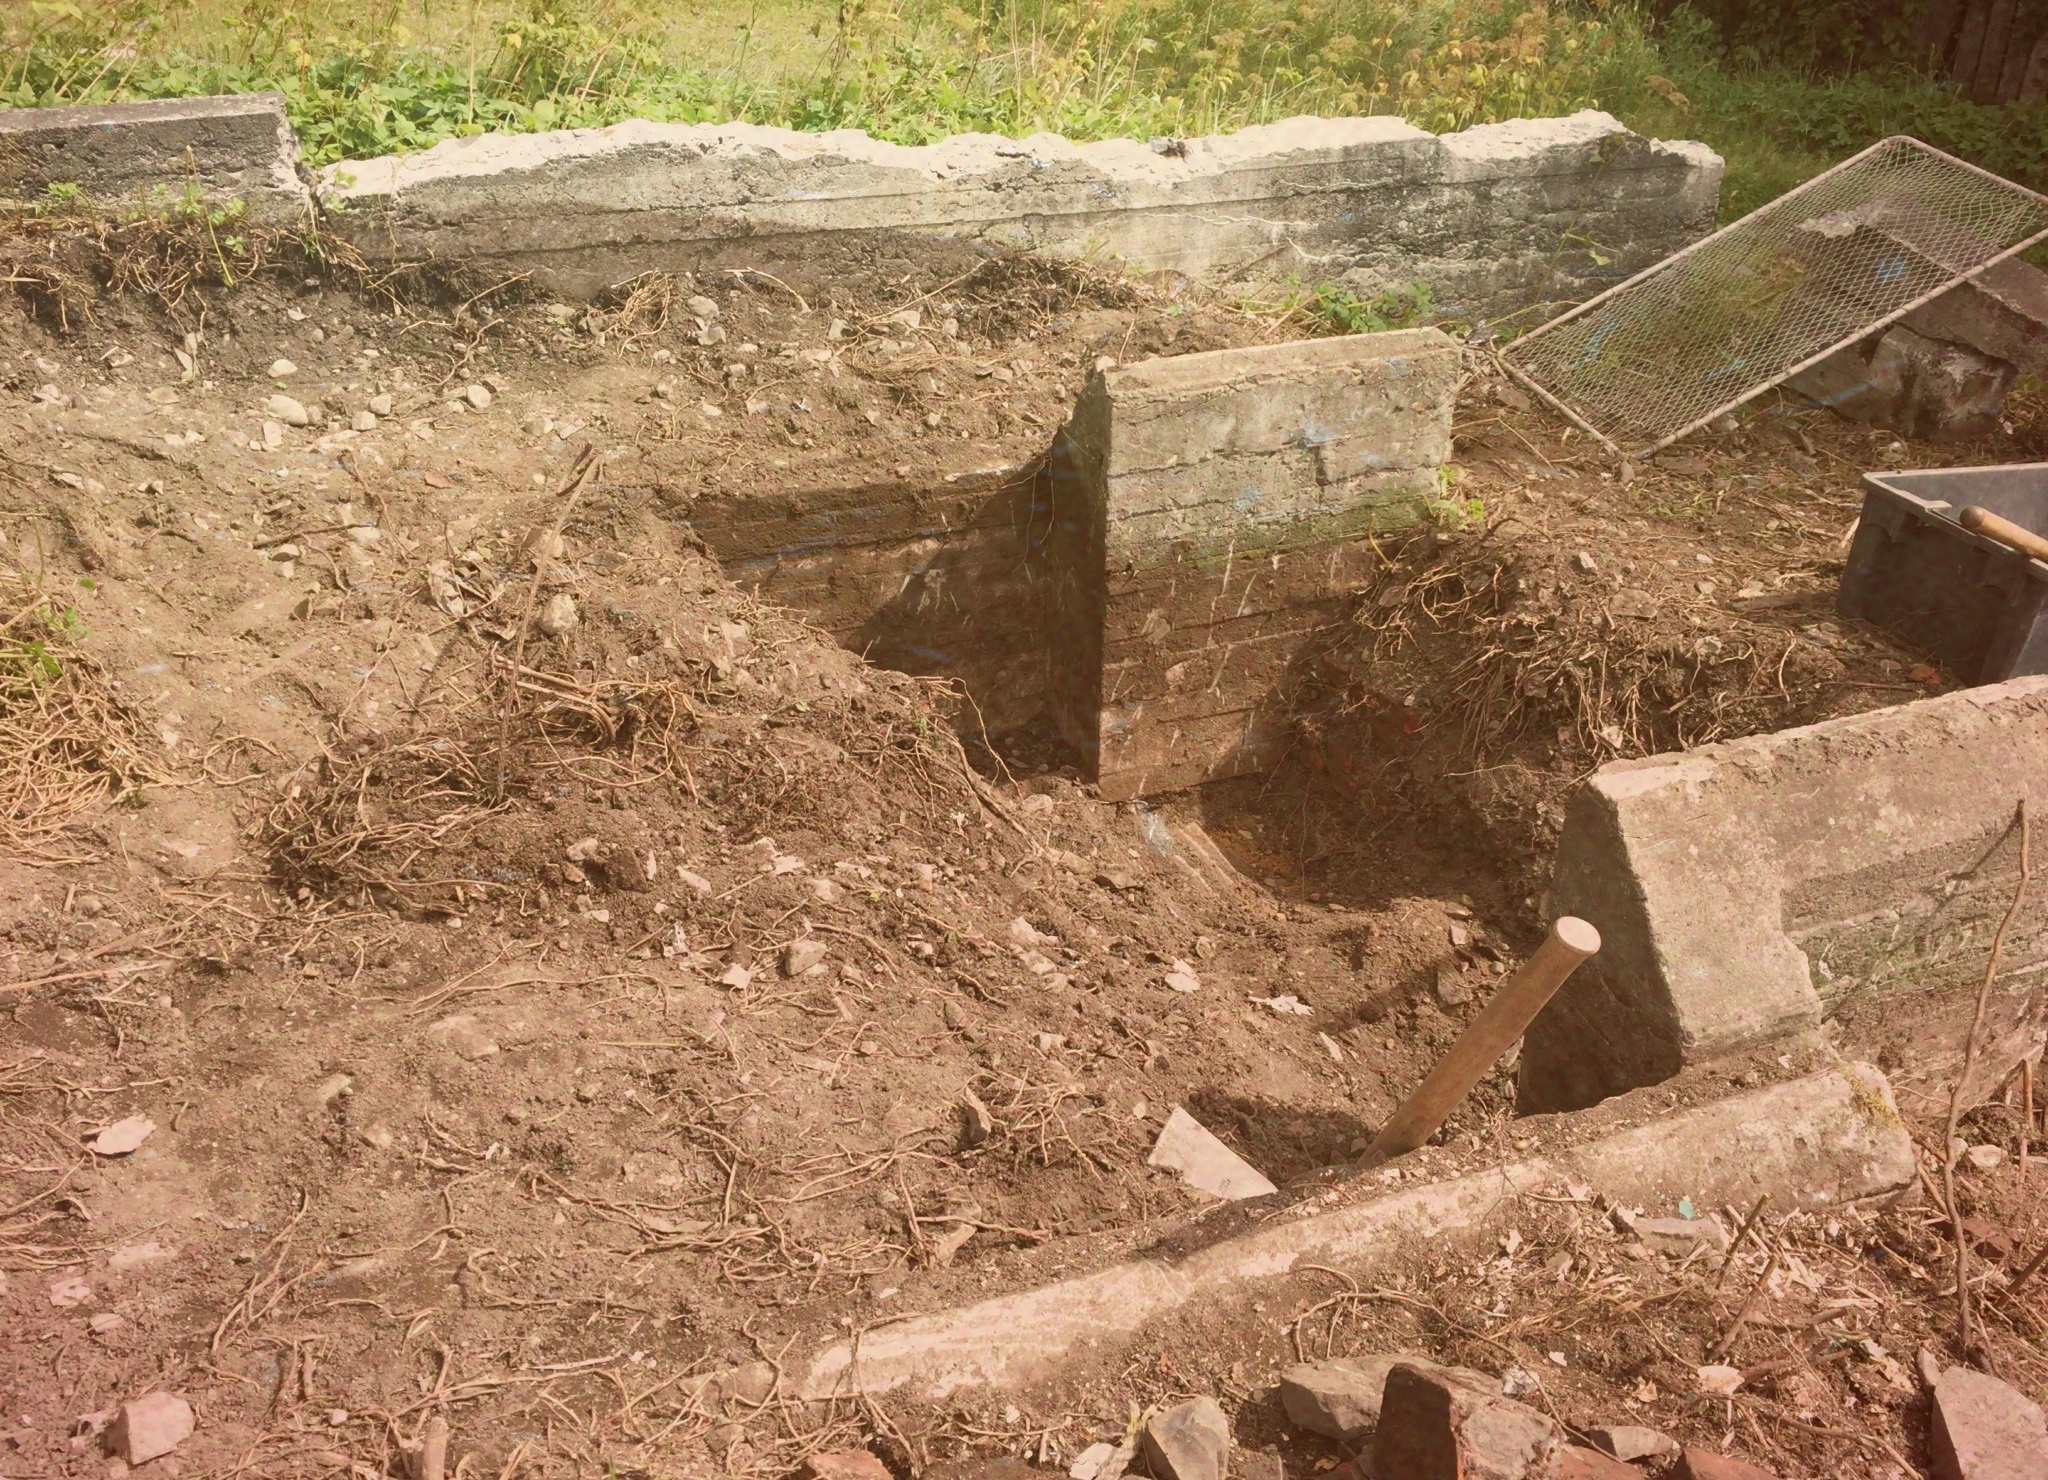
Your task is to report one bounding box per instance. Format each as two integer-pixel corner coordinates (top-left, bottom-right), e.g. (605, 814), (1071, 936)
(1360, 917), (1600, 1168)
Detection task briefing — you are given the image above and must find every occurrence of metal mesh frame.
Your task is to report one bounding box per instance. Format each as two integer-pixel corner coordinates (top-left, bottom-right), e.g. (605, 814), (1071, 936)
(1501, 136), (2048, 458)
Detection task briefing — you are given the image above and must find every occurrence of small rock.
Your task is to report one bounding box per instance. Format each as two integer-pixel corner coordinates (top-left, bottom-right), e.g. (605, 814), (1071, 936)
(1931, 1365), (2048, 1480)
(368, 393), (395, 416)
(269, 358), (298, 378)
(1373, 1363), (1559, 1480)
(1280, 1356), (1455, 1440)
(88, 1313), (128, 1335)
(687, 295), (720, 321)
(1068, 1443), (1118, 1480)
(1574, 551), (1598, 574)
(262, 420), (285, 448)
(1590, 1425), (1678, 1463)
(1147, 1107), (1275, 1200)
(538, 592), (579, 636)
(1674, 1448), (1780, 1480)
(265, 393), (310, 427)
(1163, 959), (1201, 993)
(48, 1274), (91, 1307)
(1556, 1448), (1640, 1480)
(959, 1089), (994, 1148)
(1435, 963), (1472, 1007)
(1919, 1347), (1947, 1389)
(1633, 1216), (1729, 1257)
(780, 938), (829, 977)
(801, 1452), (891, 1480)
(1141, 1396), (1229, 1480)
(352, 409), (377, 432)
(464, 383), (493, 409)
(1965, 1143), (2006, 1171)
(108, 1392), (195, 1465)
(91, 1115), (155, 1155)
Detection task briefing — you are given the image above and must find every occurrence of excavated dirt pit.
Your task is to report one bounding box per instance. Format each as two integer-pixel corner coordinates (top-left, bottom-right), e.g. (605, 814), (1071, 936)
(2, 238), (2047, 1480)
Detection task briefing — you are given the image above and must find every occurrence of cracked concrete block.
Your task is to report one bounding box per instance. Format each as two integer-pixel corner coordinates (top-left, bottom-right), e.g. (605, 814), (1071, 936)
(1524, 676), (2048, 1112)
(1792, 324), (2015, 440)
(0, 94), (310, 224)
(1048, 330), (1460, 799)
(318, 112), (1718, 325)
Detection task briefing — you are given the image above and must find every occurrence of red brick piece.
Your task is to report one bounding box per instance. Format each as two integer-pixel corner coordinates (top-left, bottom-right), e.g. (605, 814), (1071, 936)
(1931, 1366), (2048, 1480)
(1371, 1362), (1560, 1480)
(803, 1451), (894, 1480)
(1675, 1446), (1781, 1480)
(1555, 1445), (1641, 1479)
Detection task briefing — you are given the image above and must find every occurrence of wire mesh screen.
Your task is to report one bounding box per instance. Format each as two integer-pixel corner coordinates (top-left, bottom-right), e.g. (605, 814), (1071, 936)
(1502, 137), (2048, 456)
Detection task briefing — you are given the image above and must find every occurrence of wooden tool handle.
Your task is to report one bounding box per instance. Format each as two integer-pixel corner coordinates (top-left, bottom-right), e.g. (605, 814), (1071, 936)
(1960, 506), (2048, 565)
(1359, 917), (1601, 1169)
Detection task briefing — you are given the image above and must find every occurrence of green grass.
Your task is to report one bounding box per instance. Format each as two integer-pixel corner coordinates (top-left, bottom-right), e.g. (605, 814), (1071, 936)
(5, 0), (2047, 220)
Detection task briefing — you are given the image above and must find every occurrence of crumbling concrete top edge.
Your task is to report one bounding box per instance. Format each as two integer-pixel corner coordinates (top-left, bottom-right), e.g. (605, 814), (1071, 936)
(1103, 326), (1462, 397)
(1587, 674), (2048, 804)
(0, 91), (290, 134)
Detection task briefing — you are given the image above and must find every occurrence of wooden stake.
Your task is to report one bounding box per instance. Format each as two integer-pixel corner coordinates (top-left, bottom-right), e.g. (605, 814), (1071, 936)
(2025, 1056), (2035, 1177)
(1359, 917), (1600, 1168)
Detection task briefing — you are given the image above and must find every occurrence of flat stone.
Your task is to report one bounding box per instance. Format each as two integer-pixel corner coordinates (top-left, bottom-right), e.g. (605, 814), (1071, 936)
(801, 1451), (893, 1480)
(1557, 1447), (1641, 1480)
(1278, 1355), (1456, 1440)
(108, 1392), (194, 1465)
(1141, 1396), (1230, 1480)
(264, 394), (310, 427)
(1931, 1366), (2048, 1480)
(1675, 1448), (1781, 1480)
(1147, 1107), (1276, 1200)
(1590, 1424), (1679, 1462)
(1371, 1363), (1559, 1480)
(1632, 1217), (1728, 1257)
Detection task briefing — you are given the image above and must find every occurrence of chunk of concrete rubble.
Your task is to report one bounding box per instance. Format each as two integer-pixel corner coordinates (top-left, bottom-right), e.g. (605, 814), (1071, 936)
(801, 1451), (893, 1480)
(1556, 1447), (1641, 1480)
(1371, 1363), (1559, 1480)
(1146, 1107), (1276, 1200)
(1931, 1365), (2048, 1480)
(1674, 1449), (1780, 1480)
(108, 1391), (195, 1465)
(1526, 677), (2048, 1112)
(1067, 1442), (1118, 1480)
(1278, 1355), (1453, 1440)
(1141, 1396), (1230, 1480)
(1792, 324), (2014, 441)
(1589, 1424), (1679, 1463)
(780, 938), (829, 977)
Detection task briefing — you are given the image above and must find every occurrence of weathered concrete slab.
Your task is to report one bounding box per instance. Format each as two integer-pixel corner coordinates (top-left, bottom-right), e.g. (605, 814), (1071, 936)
(319, 111), (1720, 326)
(1524, 677), (2048, 1113)
(0, 93), (310, 225)
(792, 1066), (1911, 1403)
(1048, 328), (1458, 798)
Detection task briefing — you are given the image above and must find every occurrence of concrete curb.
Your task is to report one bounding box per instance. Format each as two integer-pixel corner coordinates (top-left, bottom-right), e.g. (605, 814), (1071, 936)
(0, 93), (311, 226)
(1526, 677), (2048, 1113)
(792, 1065), (1912, 1402)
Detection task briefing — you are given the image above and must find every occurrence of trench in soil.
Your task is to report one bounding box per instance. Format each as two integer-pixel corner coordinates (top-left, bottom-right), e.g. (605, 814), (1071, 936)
(3, 246), (2048, 1477)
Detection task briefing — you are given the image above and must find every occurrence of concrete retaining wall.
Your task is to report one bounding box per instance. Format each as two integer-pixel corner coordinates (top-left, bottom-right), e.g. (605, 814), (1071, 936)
(1049, 329), (1460, 799)
(1522, 677), (2048, 1113)
(318, 110), (1722, 327)
(0, 93), (310, 225)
